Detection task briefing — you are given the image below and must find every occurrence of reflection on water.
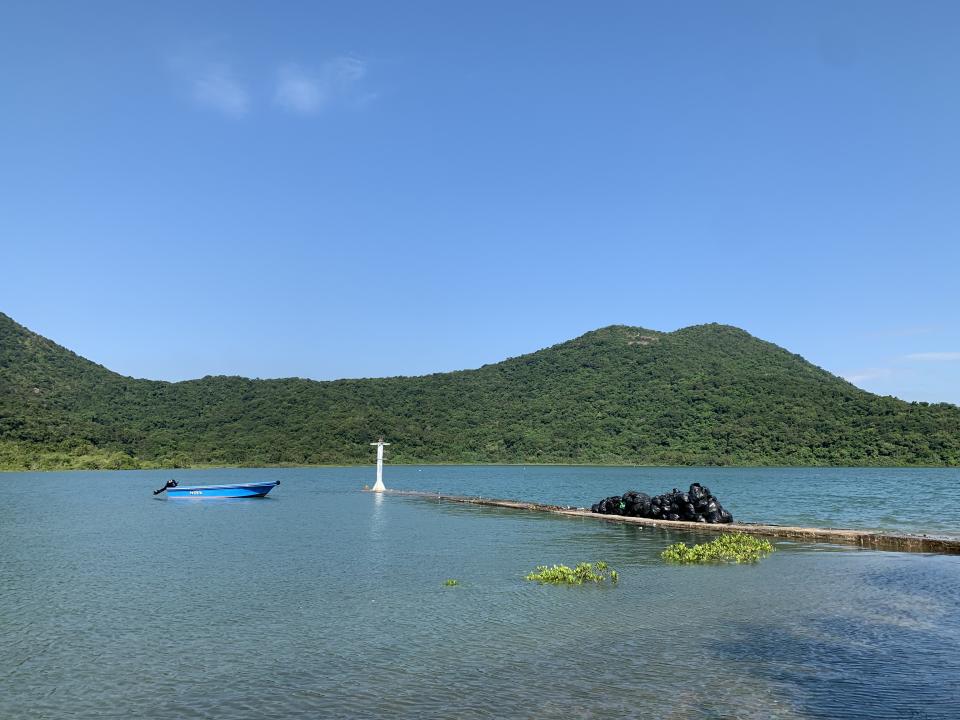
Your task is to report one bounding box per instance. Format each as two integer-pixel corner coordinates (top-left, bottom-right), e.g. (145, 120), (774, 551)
(1, 467), (959, 719)
(369, 489), (386, 538)
(710, 557), (960, 719)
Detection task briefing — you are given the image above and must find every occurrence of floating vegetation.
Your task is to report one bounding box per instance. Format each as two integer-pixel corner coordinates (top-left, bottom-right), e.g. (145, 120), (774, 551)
(443, 579), (460, 587)
(661, 533), (774, 564)
(525, 561), (619, 585)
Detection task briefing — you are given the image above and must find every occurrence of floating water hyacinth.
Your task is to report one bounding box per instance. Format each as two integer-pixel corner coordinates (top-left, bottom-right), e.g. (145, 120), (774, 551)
(525, 561), (619, 585)
(661, 533), (774, 564)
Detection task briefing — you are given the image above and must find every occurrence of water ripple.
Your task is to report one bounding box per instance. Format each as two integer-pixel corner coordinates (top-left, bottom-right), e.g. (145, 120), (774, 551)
(1, 468), (959, 719)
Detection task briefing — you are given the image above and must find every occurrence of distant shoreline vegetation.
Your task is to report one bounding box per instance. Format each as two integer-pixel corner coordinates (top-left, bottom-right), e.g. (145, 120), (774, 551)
(2, 450), (958, 473)
(2, 312), (960, 472)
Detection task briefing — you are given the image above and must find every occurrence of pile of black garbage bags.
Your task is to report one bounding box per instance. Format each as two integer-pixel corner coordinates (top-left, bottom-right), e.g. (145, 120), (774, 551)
(590, 483), (733, 524)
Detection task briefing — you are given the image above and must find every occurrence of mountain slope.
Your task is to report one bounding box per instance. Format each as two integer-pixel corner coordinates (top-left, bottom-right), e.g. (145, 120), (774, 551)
(2, 312), (959, 469)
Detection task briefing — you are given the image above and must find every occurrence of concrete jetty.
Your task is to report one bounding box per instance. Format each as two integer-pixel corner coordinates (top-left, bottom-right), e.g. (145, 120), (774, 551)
(388, 490), (960, 555)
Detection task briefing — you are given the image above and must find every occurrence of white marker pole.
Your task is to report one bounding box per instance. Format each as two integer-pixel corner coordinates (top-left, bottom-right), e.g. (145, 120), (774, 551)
(370, 437), (390, 492)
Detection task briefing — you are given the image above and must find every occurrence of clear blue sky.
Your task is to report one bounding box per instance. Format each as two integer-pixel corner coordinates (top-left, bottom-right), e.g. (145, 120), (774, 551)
(2, 1), (959, 404)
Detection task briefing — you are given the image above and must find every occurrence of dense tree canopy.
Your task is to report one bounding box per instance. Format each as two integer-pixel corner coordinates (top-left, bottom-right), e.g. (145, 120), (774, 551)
(1, 312), (958, 470)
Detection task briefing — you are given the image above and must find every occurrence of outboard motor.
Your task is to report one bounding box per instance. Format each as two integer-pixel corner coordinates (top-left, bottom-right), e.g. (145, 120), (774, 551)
(153, 479), (179, 495)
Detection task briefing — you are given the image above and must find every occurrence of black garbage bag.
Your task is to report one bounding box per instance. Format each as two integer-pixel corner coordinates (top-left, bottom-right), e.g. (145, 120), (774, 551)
(605, 496), (623, 515)
(591, 486), (732, 523)
(623, 492), (646, 514)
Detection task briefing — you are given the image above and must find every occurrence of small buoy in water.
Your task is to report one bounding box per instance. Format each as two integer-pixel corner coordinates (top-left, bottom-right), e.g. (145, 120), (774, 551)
(363, 484), (370, 491)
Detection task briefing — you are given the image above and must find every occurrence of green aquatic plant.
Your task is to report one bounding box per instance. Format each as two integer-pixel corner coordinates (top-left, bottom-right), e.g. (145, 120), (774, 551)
(525, 561), (619, 585)
(661, 533), (775, 564)
(443, 579), (460, 587)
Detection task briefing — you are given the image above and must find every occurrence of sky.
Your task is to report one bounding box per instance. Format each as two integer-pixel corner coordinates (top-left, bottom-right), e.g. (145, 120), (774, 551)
(1, 1), (959, 404)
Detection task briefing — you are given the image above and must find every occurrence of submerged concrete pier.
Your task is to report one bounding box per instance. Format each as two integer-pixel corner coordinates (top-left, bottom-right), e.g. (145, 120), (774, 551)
(390, 490), (960, 555)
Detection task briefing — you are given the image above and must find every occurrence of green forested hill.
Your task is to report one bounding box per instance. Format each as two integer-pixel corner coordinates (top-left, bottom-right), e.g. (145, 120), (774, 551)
(1, 312), (959, 470)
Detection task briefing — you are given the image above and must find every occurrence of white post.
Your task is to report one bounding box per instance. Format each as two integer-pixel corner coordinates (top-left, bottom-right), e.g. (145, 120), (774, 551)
(370, 437), (390, 492)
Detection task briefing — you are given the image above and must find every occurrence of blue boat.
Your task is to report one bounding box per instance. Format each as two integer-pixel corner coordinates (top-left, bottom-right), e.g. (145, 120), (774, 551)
(162, 481), (280, 498)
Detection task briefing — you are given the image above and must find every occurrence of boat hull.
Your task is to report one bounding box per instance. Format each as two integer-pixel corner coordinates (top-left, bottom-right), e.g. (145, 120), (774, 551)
(166, 481), (279, 498)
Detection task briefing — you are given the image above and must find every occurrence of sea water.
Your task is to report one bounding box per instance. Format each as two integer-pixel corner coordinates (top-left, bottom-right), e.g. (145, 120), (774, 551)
(1, 466), (958, 719)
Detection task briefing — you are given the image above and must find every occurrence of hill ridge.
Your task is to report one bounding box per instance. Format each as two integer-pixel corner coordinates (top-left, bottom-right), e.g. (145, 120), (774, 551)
(2, 311), (959, 470)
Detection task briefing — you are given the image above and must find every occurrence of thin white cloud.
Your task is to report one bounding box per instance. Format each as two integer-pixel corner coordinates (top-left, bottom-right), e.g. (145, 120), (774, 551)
(905, 352), (960, 362)
(192, 63), (250, 117)
(844, 368), (894, 384)
(275, 65), (325, 113)
(274, 56), (369, 115)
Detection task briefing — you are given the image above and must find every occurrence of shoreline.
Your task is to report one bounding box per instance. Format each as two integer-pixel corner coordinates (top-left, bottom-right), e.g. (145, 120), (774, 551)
(5, 460), (960, 473)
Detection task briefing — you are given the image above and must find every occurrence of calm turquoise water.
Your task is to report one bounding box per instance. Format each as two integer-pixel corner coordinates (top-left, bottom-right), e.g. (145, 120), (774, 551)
(2, 466), (959, 719)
